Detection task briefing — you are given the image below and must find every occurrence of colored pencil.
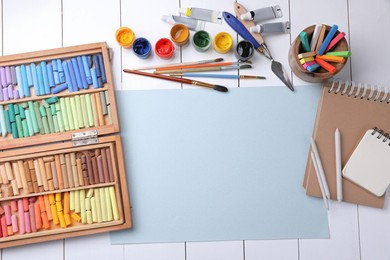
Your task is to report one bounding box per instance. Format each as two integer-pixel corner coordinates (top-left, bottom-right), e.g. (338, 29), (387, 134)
(154, 64), (252, 74)
(131, 58), (224, 70)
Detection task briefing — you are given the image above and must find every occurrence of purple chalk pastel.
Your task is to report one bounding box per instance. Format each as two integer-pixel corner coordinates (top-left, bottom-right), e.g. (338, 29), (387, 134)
(5, 67), (12, 86)
(0, 67), (6, 87)
(2, 88), (9, 101)
(13, 90), (19, 99)
(8, 85), (14, 99)
(0, 88), (3, 101)
(10, 66), (17, 85)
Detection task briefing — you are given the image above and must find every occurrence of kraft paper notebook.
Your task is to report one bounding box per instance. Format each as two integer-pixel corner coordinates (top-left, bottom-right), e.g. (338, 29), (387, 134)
(303, 79), (390, 208)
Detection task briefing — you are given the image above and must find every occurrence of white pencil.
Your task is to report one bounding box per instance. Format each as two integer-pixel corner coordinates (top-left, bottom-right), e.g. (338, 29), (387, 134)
(310, 137), (330, 199)
(311, 151), (329, 210)
(335, 128), (343, 202)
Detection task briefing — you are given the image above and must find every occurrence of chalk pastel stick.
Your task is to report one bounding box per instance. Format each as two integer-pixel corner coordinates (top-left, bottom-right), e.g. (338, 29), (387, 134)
(91, 197), (97, 222)
(58, 211), (66, 228)
(0, 105), (7, 136)
(34, 203), (42, 230)
(28, 101), (40, 133)
(315, 57), (337, 73)
(85, 94), (94, 127)
(24, 212), (32, 233)
(76, 158), (84, 186)
(325, 32), (346, 52)
(70, 190), (75, 211)
(15, 115), (24, 138)
(104, 187), (113, 221)
(74, 189), (80, 213)
(29, 204), (37, 232)
(82, 55), (93, 84)
(18, 199), (26, 234)
(57, 59), (65, 83)
(5, 66), (12, 86)
(101, 149), (110, 183)
(97, 54), (106, 83)
(80, 189), (86, 224)
(52, 83), (68, 94)
(67, 60), (78, 91)
(77, 56), (89, 89)
(10, 66), (17, 85)
(64, 213), (72, 226)
(52, 59), (60, 85)
(71, 212), (81, 223)
(325, 51), (351, 57)
(315, 25), (327, 54)
(46, 107), (55, 133)
(51, 204), (59, 225)
(41, 61), (50, 94)
(41, 211), (50, 229)
(15, 66), (25, 98)
(75, 95), (84, 128)
(54, 155), (64, 189)
(39, 159), (49, 191)
(62, 61), (73, 92)
(26, 65), (33, 87)
(94, 93), (105, 126)
(36, 65), (44, 96)
(11, 214), (18, 233)
(71, 58), (83, 89)
(109, 186), (119, 220)
(51, 161), (58, 189)
(300, 31), (310, 52)
(0, 67), (6, 87)
(317, 55), (345, 63)
(100, 91), (108, 115)
(65, 153), (74, 188)
(2, 88), (8, 101)
(97, 155), (104, 183)
(318, 24), (338, 56)
(80, 95), (90, 129)
(91, 68), (99, 89)
(59, 98), (69, 131)
(99, 188), (107, 221)
(47, 63), (55, 87)
(1, 216), (7, 237)
(4, 205), (11, 225)
(65, 97), (75, 130)
(42, 116), (50, 134)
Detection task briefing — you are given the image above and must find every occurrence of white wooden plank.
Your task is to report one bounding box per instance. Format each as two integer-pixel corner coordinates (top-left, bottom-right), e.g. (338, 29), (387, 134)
(289, 0), (351, 86)
(348, 0), (390, 87)
(124, 242), (185, 260)
(299, 201), (360, 260)
(62, 0), (122, 90)
(186, 241), (244, 260)
(120, 0), (181, 90)
(245, 240), (298, 260)
(2, 240), (63, 260)
(3, 0), (62, 54)
(65, 233), (124, 260)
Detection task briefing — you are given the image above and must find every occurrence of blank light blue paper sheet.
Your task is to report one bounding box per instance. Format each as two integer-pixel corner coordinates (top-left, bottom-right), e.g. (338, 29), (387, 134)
(110, 85), (329, 244)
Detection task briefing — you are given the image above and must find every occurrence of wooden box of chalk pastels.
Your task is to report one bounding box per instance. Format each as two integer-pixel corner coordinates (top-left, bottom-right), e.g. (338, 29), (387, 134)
(0, 42), (132, 248)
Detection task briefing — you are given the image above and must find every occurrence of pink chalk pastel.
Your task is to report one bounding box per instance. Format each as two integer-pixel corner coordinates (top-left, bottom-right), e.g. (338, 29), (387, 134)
(24, 212), (31, 233)
(18, 199), (25, 234)
(11, 214), (18, 233)
(4, 205), (12, 225)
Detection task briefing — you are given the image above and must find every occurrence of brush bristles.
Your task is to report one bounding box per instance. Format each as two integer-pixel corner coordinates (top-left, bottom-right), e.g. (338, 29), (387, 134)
(213, 85), (228, 92)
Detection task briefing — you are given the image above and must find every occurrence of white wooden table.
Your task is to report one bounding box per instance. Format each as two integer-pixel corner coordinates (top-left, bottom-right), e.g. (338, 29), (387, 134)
(1, 0), (390, 259)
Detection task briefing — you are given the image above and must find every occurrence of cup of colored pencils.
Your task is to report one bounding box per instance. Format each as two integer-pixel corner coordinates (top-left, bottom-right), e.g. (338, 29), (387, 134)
(288, 24), (350, 83)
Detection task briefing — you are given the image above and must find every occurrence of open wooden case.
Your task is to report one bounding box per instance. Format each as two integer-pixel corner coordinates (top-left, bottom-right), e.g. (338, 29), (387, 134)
(0, 42), (132, 248)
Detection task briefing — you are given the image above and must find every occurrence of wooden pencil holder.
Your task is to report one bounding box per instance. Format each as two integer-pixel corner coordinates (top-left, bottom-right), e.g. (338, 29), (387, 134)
(0, 42), (132, 248)
(288, 25), (349, 83)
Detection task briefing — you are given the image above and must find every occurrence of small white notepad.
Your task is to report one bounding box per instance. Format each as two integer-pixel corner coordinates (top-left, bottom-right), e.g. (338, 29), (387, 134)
(343, 128), (390, 197)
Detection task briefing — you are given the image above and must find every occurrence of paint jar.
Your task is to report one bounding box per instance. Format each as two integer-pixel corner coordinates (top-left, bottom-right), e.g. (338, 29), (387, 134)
(213, 32), (233, 54)
(288, 24), (349, 83)
(170, 24), (190, 46)
(155, 38), (175, 59)
(132, 37), (152, 59)
(234, 40), (254, 61)
(192, 30), (211, 52)
(115, 27), (135, 48)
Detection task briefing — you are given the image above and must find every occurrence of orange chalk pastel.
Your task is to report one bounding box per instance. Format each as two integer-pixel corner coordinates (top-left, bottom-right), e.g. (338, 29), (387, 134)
(57, 211), (66, 228)
(317, 55), (345, 63)
(44, 195), (53, 220)
(38, 195), (46, 213)
(64, 192), (70, 214)
(41, 212), (50, 229)
(71, 212), (81, 223)
(315, 57), (337, 73)
(34, 203), (42, 230)
(64, 213), (72, 226)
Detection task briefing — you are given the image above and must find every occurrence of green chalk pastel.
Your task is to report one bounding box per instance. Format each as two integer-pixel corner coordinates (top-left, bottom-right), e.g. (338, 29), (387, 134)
(22, 119), (29, 137)
(85, 94), (94, 127)
(33, 102), (44, 134)
(46, 96), (59, 104)
(15, 115), (24, 138)
(19, 106), (26, 119)
(4, 109), (11, 133)
(65, 97), (74, 130)
(80, 95), (89, 128)
(107, 104), (112, 125)
(39, 105), (47, 117)
(55, 103), (60, 112)
(28, 101), (39, 133)
(20, 102), (28, 109)
(42, 116), (50, 134)
(59, 98), (69, 131)
(325, 51), (351, 57)
(11, 122), (18, 138)
(75, 95), (84, 128)
(100, 91), (108, 115)
(50, 104), (56, 115)
(14, 104), (20, 115)
(57, 111), (65, 132)
(25, 110), (34, 136)
(53, 115), (59, 133)
(8, 104), (15, 122)
(105, 91), (110, 105)
(70, 97), (79, 130)
(46, 107), (54, 133)
(42, 100), (50, 108)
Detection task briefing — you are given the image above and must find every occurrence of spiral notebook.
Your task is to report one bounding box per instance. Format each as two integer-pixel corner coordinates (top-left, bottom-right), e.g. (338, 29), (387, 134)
(343, 128), (390, 197)
(303, 79), (390, 208)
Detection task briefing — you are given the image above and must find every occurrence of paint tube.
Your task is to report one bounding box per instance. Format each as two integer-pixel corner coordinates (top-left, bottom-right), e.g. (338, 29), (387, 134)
(241, 5), (282, 23)
(178, 7), (222, 24)
(161, 15), (205, 31)
(250, 22), (290, 34)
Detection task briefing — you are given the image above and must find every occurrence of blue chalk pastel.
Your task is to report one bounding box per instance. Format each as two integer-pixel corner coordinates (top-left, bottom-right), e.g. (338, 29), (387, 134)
(0, 67), (6, 87)
(77, 56), (88, 89)
(82, 56), (92, 84)
(307, 63), (320, 72)
(97, 54), (106, 83)
(10, 66), (17, 85)
(66, 60), (78, 91)
(71, 58), (82, 89)
(5, 67), (12, 86)
(30, 63), (39, 96)
(318, 24), (339, 56)
(47, 63), (55, 87)
(52, 60), (60, 85)
(20, 65), (30, 97)
(41, 61), (50, 94)
(36, 65), (44, 96)
(93, 55), (101, 77)
(62, 61), (73, 92)
(97, 77), (103, 88)
(52, 83), (68, 94)
(57, 59), (65, 83)
(15, 66), (24, 98)
(26, 65), (33, 87)
(90, 68), (99, 89)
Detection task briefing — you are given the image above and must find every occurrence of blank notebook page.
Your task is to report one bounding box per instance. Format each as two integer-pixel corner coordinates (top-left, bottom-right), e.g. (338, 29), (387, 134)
(343, 129), (390, 197)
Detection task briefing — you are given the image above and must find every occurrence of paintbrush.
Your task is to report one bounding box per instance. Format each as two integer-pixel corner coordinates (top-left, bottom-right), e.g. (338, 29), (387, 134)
(169, 73), (266, 79)
(123, 69), (228, 92)
(155, 61), (251, 71)
(154, 64), (252, 74)
(131, 58), (224, 70)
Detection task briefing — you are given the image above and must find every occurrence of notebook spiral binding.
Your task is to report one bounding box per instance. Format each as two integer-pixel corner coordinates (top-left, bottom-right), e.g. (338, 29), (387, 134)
(371, 127), (390, 145)
(328, 79), (390, 103)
